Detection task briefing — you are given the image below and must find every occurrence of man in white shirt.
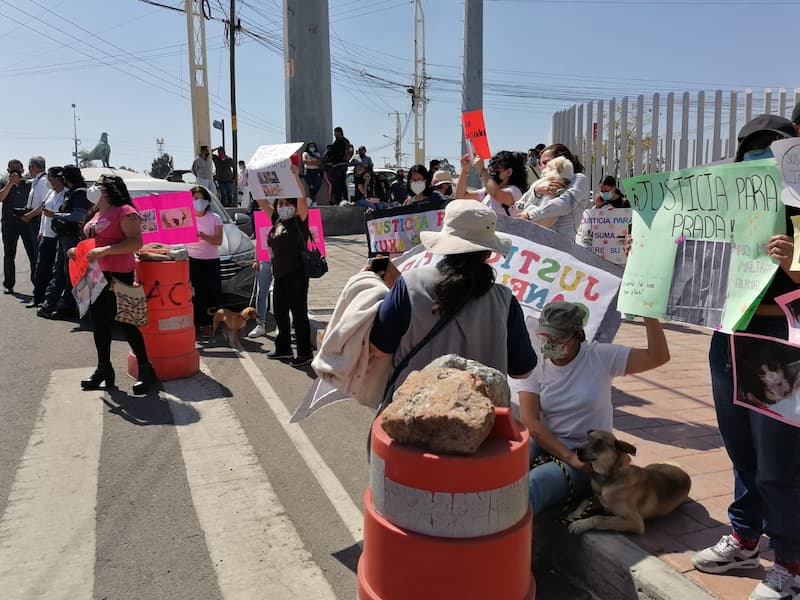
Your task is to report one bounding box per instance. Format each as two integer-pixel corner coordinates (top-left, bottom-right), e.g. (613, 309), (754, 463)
(29, 166), (66, 308)
(20, 156), (47, 264)
(192, 145), (215, 192)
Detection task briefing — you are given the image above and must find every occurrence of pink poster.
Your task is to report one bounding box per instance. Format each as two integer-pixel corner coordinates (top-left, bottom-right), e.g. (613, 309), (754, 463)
(134, 192), (197, 245)
(254, 208), (326, 262)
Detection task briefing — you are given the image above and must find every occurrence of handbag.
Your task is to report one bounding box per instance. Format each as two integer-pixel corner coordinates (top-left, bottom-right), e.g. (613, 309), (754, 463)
(294, 218), (328, 279)
(111, 278), (149, 327)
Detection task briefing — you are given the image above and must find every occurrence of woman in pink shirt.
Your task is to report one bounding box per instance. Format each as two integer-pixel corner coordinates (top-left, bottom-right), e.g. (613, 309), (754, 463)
(186, 186), (223, 334)
(71, 174), (157, 395)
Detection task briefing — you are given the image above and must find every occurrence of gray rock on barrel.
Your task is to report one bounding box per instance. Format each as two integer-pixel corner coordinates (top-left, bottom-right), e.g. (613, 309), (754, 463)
(381, 368), (495, 455)
(425, 354), (511, 408)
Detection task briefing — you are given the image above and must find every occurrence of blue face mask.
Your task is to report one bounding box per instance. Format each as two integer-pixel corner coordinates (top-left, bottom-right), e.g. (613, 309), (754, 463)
(742, 148), (774, 162)
(600, 191), (613, 201)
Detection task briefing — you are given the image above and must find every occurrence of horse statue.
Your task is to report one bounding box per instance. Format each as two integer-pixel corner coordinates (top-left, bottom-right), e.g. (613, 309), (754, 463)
(79, 132), (112, 167)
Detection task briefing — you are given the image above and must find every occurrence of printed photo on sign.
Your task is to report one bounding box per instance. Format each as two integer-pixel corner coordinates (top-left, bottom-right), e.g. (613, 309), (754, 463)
(160, 207), (192, 229)
(665, 239), (732, 329)
(246, 142), (304, 201)
(776, 289), (800, 345)
(140, 208), (158, 233)
(732, 333), (800, 428)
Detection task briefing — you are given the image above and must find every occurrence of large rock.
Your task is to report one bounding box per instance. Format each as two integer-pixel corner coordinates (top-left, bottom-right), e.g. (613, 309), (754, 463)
(425, 354), (511, 408)
(381, 368), (495, 455)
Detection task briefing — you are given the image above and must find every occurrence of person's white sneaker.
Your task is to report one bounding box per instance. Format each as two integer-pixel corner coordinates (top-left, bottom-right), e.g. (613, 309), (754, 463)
(247, 322), (267, 338)
(750, 565), (800, 600)
(692, 534), (761, 574)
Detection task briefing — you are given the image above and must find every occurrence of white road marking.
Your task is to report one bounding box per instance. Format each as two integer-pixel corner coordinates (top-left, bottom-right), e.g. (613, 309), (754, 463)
(163, 369), (337, 600)
(238, 351), (364, 543)
(0, 369), (105, 600)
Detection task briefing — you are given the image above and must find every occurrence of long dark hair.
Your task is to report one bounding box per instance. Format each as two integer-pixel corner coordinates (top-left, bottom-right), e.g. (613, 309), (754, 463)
(542, 144), (584, 173)
(488, 150), (529, 193)
(406, 164), (433, 197)
(97, 174), (134, 207)
(190, 185), (212, 201)
(434, 251), (494, 314)
(62, 165), (86, 189)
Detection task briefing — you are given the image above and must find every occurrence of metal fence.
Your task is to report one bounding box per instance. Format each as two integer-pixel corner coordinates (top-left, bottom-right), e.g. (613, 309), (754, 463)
(550, 88), (800, 186)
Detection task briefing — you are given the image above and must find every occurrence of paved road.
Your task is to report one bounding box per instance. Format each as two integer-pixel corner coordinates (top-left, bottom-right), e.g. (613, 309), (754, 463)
(0, 242), (591, 600)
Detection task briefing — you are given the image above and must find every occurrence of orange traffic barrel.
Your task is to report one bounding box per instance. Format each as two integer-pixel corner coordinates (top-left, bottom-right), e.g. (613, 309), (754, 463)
(358, 407), (534, 600)
(127, 259), (199, 381)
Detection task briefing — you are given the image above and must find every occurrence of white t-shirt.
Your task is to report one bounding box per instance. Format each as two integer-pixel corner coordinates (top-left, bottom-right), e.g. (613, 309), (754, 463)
(519, 342), (631, 448)
(477, 185), (522, 217)
(39, 189), (65, 238)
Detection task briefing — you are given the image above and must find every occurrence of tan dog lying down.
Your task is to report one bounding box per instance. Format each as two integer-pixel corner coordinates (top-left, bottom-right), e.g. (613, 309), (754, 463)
(567, 430), (691, 535)
(208, 307), (258, 350)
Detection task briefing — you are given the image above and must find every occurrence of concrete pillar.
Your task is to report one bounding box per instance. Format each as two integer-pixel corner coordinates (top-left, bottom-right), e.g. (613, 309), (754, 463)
(461, 0), (483, 188)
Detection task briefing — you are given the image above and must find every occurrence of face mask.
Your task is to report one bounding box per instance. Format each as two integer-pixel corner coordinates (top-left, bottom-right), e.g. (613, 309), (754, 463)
(193, 199), (209, 213)
(539, 336), (571, 361)
(600, 191), (613, 201)
(743, 148), (774, 162)
(410, 181), (426, 195)
(277, 205), (296, 220)
(86, 185), (102, 205)
(308, 146), (316, 153)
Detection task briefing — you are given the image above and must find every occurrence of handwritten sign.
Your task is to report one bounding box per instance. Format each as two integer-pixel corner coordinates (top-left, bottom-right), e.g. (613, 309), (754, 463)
(620, 160), (785, 332)
(246, 142), (304, 201)
(134, 192), (198, 245)
(254, 208), (327, 262)
(462, 109), (491, 160)
(365, 199), (447, 256)
(69, 238), (96, 286)
(772, 138), (800, 209)
(575, 208), (632, 265)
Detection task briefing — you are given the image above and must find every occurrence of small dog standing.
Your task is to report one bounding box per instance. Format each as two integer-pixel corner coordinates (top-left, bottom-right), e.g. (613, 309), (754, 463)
(567, 430), (691, 535)
(208, 307), (259, 350)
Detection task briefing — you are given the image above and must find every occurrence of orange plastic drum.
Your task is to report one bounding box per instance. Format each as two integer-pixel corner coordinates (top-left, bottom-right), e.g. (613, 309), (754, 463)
(128, 259), (199, 381)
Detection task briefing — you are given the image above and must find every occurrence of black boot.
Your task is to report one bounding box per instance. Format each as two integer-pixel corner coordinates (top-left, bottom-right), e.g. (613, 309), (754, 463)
(81, 363), (115, 390)
(132, 363), (158, 395)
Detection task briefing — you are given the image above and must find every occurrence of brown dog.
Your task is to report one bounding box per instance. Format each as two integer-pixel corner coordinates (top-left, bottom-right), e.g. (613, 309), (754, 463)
(567, 430), (691, 535)
(208, 307), (258, 350)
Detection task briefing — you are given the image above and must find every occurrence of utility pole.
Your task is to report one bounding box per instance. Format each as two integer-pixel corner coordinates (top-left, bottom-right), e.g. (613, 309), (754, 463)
(229, 0), (238, 194)
(388, 111), (404, 167)
(411, 0), (427, 166)
(156, 138), (165, 156)
(186, 0), (211, 156)
(284, 0), (333, 156)
(462, 0), (483, 187)
(71, 103), (80, 167)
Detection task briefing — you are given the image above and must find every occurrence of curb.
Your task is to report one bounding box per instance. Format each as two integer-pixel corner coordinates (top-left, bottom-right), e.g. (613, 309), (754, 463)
(534, 515), (716, 600)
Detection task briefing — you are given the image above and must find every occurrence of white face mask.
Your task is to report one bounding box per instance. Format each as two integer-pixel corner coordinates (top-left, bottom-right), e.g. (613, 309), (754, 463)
(193, 198), (209, 213)
(86, 185), (102, 205)
(410, 180), (426, 195)
(277, 205), (296, 220)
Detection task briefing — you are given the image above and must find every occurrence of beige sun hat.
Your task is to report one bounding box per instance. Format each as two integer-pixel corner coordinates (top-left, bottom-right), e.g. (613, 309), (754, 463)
(431, 169), (454, 186)
(419, 200), (511, 256)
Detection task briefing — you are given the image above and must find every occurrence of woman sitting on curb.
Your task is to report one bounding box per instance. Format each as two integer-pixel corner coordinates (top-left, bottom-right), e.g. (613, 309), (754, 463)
(519, 302), (669, 513)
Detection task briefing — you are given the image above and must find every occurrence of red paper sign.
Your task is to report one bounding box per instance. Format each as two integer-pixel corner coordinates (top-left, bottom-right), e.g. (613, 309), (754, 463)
(462, 109), (491, 160)
(69, 238), (96, 286)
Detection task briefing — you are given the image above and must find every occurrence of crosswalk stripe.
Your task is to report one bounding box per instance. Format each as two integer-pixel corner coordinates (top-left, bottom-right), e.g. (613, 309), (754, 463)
(237, 351), (365, 543)
(163, 368), (337, 600)
(0, 369), (105, 600)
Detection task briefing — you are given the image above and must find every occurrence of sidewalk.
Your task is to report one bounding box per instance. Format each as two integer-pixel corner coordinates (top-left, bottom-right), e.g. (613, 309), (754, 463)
(317, 236), (756, 600)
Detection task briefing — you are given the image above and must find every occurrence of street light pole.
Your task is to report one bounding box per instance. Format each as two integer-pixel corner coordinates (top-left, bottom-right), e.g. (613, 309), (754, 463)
(71, 103), (80, 166)
(229, 0), (238, 196)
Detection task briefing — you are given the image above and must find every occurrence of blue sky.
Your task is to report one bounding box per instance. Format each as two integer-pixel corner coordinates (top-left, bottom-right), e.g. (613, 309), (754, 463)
(0, 0), (798, 174)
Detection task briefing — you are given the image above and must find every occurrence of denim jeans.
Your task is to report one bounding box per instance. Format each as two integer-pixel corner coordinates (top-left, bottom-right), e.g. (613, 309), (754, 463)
(217, 181), (235, 206)
(355, 198), (389, 211)
(710, 315), (800, 563)
(528, 443), (592, 514)
(255, 260), (272, 322)
(304, 170), (322, 203)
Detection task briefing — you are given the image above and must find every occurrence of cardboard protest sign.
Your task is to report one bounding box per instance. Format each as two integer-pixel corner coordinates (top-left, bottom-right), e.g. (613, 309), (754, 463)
(619, 160), (785, 332)
(364, 198), (447, 256)
(732, 333), (800, 429)
(69, 238), (96, 286)
(293, 215), (624, 423)
(72, 262), (107, 318)
(776, 289), (800, 345)
(134, 192), (198, 245)
(462, 109), (491, 160)
(246, 142), (304, 201)
(771, 138), (800, 209)
(792, 215), (800, 272)
(254, 208), (326, 262)
(575, 207), (632, 265)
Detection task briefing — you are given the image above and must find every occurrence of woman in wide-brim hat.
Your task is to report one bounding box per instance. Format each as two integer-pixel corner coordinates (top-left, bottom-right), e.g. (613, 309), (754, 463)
(369, 200), (537, 395)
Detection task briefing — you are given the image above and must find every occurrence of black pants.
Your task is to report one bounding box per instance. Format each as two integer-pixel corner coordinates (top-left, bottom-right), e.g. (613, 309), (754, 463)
(329, 164), (348, 205)
(273, 268), (311, 356)
(189, 257), (222, 327)
(89, 271), (149, 366)
(2, 218), (38, 290)
(43, 234), (78, 311)
(304, 170), (322, 202)
(33, 236), (58, 305)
